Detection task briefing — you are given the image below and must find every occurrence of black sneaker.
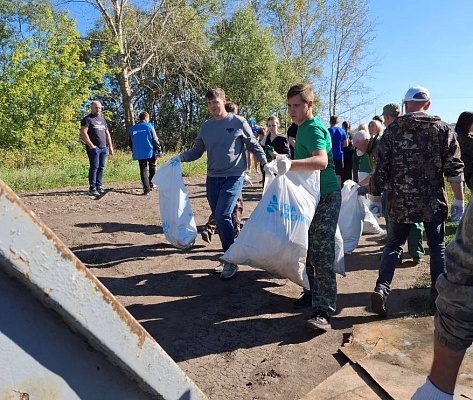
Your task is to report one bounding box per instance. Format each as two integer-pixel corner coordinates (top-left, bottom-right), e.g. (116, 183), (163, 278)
(306, 310), (331, 331)
(88, 189), (100, 197)
(293, 292), (311, 309)
(371, 289), (388, 317)
(201, 230), (212, 244)
(97, 187), (105, 195)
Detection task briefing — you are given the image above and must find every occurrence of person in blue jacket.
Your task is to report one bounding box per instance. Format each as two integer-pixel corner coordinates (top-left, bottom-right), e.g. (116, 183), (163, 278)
(129, 111), (162, 195)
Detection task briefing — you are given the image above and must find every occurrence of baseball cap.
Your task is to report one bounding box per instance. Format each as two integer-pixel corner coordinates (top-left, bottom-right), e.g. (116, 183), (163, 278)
(383, 103), (400, 115)
(403, 86), (430, 102)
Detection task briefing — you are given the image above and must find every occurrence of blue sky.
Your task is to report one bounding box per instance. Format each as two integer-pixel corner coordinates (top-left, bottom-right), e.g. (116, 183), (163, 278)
(363, 0), (473, 125)
(63, 0), (471, 125)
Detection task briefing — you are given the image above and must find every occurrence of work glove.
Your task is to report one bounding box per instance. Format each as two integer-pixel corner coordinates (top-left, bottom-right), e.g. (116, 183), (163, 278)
(171, 155), (181, 165)
(357, 186), (367, 196)
(276, 156), (291, 175)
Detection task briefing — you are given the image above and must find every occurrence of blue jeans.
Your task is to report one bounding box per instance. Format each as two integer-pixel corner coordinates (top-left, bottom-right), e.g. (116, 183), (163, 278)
(206, 176), (244, 253)
(86, 147), (108, 190)
(376, 220), (445, 294)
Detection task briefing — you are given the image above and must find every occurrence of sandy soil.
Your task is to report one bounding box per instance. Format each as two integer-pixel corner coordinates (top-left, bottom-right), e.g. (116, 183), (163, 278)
(19, 171), (434, 399)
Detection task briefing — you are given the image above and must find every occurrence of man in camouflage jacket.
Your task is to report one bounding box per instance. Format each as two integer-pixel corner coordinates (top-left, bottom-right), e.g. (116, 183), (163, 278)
(370, 86), (464, 317)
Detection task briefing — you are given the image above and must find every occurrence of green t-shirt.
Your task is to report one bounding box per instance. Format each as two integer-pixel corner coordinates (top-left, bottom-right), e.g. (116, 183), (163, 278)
(294, 116), (340, 194)
(353, 152), (372, 173)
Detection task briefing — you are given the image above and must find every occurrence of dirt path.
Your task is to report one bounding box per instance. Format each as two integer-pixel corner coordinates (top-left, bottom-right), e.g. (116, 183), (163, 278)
(19, 172), (433, 399)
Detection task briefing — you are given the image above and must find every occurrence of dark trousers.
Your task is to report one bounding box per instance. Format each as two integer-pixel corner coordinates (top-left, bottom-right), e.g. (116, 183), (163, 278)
(376, 221), (445, 294)
(86, 146), (108, 190)
(138, 154), (157, 192)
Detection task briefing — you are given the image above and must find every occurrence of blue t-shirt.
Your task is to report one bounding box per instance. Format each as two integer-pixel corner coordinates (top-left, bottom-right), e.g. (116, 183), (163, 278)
(328, 126), (347, 160)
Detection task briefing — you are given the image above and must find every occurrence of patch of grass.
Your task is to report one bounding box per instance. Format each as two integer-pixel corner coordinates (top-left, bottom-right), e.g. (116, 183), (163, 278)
(411, 271), (430, 289)
(445, 184), (471, 242)
(0, 150), (207, 192)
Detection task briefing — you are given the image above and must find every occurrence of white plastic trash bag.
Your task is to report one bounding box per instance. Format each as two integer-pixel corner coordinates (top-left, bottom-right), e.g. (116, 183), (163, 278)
(152, 159), (197, 249)
(262, 160), (278, 195)
(338, 180), (364, 254)
(334, 225), (346, 276)
(243, 173), (253, 186)
(362, 197), (385, 235)
(222, 170), (320, 289)
(367, 194), (383, 217)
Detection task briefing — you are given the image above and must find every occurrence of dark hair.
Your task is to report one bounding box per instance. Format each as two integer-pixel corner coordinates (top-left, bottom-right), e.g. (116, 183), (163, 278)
(342, 120), (350, 131)
(455, 111), (473, 136)
(330, 115), (338, 125)
(138, 111), (149, 121)
(373, 115), (383, 123)
(287, 83), (314, 103)
(205, 88), (225, 100)
(225, 101), (238, 113)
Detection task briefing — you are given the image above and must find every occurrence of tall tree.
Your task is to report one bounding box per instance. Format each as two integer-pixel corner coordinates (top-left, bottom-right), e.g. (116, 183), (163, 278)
(325, 0), (376, 118)
(209, 4), (281, 123)
(0, 0), (106, 165)
(80, 0), (216, 138)
(265, 0), (328, 82)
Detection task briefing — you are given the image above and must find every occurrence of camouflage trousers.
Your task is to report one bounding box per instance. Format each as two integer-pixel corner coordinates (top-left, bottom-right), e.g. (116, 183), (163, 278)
(435, 200), (473, 350)
(306, 190), (341, 313)
(203, 195), (243, 239)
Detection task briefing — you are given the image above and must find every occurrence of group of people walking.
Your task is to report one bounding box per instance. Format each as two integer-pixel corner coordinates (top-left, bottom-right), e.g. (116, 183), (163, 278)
(80, 84), (473, 399)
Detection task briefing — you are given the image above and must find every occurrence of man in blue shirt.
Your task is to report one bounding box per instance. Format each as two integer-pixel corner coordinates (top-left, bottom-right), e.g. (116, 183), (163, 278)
(129, 111), (162, 195)
(328, 115), (348, 187)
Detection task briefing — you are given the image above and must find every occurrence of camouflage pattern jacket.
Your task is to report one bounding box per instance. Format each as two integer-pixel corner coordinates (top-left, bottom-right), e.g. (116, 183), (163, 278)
(372, 112), (464, 223)
(457, 132), (473, 190)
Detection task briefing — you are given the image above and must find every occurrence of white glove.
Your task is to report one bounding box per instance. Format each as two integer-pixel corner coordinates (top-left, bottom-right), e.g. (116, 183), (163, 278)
(276, 156), (291, 175)
(171, 155), (181, 164)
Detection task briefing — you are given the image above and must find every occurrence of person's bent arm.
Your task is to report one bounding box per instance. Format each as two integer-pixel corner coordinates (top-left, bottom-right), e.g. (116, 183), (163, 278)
(289, 149), (328, 172)
(80, 126), (95, 149)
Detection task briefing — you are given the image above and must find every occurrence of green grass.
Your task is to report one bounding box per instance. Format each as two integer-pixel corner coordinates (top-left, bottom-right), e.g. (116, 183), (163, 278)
(0, 150), (207, 192)
(445, 184), (470, 243)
